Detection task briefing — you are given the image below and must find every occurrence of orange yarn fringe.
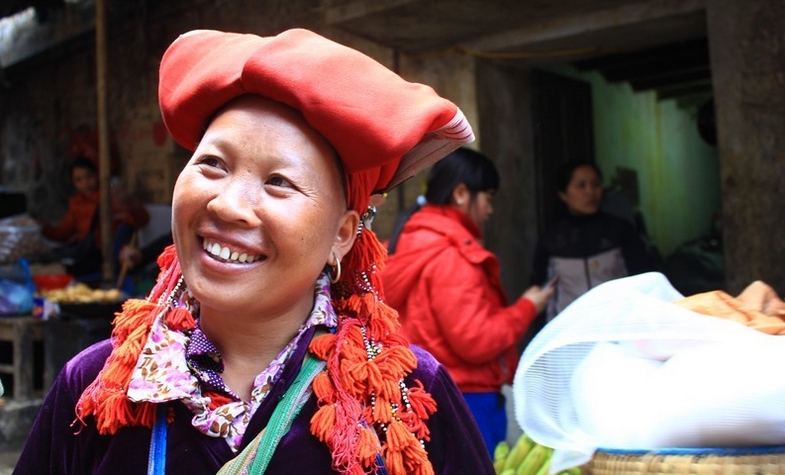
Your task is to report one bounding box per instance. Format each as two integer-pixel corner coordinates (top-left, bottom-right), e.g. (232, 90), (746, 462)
(75, 298), (159, 434)
(74, 230), (437, 474)
(309, 228), (438, 475)
(74, 245), (197, 435)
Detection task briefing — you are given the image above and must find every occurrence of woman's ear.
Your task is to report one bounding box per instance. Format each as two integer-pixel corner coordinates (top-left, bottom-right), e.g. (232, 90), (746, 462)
(451, 183), (470, 207)
(558, 191), (568, 204)
(331, 209), (360, 262)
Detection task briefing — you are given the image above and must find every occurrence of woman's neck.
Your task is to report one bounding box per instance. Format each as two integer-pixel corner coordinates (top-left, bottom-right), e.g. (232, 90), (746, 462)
(198, 295), (314, 400)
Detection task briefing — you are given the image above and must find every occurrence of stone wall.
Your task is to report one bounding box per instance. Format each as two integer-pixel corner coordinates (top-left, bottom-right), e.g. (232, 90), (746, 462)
(0, 1), (478, 238)
(707, 0), (785, 292)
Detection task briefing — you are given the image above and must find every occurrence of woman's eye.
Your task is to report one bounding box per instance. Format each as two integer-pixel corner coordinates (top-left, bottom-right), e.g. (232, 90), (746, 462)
(194, 155), (225, 171)
(198, 156), (222, 168)
(266, 175), (294, 189)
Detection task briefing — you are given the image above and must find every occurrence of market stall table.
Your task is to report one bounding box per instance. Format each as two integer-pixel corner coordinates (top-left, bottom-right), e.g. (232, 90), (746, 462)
(0, 316), (43, 400)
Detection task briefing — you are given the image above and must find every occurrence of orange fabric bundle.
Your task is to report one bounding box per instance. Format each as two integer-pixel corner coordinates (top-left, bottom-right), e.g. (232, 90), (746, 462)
(675, 281), (785, 335)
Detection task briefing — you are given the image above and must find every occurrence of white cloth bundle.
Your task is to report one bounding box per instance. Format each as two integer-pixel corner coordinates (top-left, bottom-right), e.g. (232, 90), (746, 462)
(512, 273), (785, 472)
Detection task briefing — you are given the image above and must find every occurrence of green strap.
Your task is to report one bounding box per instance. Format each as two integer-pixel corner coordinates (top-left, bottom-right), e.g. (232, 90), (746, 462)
(218, 352), (326, 475)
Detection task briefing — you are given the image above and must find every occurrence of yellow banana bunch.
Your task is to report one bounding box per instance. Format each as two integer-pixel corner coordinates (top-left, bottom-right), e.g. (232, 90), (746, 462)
(557, 468), (581, 475)
(515, 444), (551, 475)
(492, 433), (581, 475)
(502, 434), (535, 472)
(493, 441), (510, 473)
(533, 459), (550, 475)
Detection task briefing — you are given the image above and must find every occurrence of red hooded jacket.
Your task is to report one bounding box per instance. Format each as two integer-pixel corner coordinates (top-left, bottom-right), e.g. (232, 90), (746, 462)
(382, 205), (536, 392)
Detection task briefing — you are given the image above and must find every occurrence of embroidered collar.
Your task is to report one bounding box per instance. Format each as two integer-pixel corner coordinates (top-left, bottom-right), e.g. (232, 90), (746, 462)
(126, 273), (337, 451)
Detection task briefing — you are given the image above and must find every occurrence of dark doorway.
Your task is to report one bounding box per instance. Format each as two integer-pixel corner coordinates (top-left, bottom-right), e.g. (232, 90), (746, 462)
(531, 71), (594, 231)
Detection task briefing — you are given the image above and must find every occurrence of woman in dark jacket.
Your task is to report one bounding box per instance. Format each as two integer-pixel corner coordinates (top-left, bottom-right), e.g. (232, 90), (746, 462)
(532, 161), (654, 319)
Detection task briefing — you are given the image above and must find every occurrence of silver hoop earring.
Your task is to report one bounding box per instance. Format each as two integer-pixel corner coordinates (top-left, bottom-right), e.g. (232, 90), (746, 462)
(330, 251), (342, 284)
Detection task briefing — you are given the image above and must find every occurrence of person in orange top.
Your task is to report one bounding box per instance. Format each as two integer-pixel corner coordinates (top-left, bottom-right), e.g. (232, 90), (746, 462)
(42, 157), (149, 278)
(382, 147), (553, 454)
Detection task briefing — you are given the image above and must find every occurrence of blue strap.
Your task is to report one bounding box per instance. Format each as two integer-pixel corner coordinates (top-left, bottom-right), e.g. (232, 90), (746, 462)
(375, 453), (389, 475)
(147, 405), (168, 475)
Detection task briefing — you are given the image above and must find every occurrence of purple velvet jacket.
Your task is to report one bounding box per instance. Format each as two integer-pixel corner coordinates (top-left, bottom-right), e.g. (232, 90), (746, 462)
(14, 326), (493, 474)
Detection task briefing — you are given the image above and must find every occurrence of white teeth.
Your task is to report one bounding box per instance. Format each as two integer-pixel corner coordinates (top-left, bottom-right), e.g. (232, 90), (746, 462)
(203, 239), (260, 264)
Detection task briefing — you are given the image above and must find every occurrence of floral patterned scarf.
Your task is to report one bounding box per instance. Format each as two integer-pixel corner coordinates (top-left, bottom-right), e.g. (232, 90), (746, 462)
(126, 273), (337, 451)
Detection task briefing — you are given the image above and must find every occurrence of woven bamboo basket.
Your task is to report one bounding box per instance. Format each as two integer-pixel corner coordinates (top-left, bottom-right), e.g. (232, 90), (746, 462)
(588, 446), (785, 475)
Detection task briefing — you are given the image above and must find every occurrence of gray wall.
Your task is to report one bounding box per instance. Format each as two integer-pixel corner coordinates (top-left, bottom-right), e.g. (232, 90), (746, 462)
(707, 0), (785, 292)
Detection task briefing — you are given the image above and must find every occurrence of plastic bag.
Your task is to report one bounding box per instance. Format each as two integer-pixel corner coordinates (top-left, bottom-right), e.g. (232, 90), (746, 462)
(0, 214), (52, 264)
(0, 259), (35, 315)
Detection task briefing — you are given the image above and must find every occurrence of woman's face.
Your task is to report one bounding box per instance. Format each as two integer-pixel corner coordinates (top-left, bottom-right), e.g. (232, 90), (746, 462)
(559, 165), (603, 215)
(453, 184), (494, 229)
(172, 95), (357, 319)
(467, 190), (494, 228)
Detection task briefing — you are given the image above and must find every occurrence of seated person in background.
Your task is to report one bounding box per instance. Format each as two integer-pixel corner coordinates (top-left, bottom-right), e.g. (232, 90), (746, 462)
(119, 233), (173, 272)
(41, 157), (149, 279)
(118, 233), (174, 295)
(531, 161), (655, 320)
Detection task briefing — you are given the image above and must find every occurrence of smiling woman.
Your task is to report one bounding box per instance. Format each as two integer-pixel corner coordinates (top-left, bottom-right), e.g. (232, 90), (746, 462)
(15, 29), (491, 475)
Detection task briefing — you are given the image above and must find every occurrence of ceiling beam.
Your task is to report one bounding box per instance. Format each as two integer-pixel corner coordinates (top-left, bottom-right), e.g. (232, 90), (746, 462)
(656, 80), (712, 99)
(0, 0), (62, 20)
(602, 57), (709, 82)
(630, 65), (711, 91)
(321, 0), (420, 25)
(460, 0), (705, 52)
(675, 92), (712, 109)
(0, 3), (92, 68)
(576, 38), (708, 77)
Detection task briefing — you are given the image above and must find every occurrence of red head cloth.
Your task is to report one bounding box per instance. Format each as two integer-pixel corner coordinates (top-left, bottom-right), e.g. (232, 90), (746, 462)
(158, 28), (474, 213)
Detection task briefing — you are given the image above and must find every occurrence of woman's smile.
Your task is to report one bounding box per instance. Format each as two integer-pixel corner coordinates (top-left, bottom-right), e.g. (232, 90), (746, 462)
(171, 95), (352, 317)
(201, 237), (265, 264)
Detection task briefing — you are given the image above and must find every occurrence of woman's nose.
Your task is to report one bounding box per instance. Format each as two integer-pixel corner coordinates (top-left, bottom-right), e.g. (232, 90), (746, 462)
(206, 180), (261, 227)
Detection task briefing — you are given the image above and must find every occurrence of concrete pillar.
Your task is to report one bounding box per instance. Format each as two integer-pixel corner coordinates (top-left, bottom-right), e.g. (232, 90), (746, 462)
(476, 60), (539, 298)
(706, 0), (785, 292)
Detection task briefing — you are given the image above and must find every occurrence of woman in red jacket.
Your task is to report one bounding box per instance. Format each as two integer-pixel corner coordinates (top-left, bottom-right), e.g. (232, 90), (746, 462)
(382, 148), (552, 454)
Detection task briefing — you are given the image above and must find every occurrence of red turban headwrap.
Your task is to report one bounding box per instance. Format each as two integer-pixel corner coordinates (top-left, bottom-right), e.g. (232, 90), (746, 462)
(158, 28), (474, 212)
(78, 29), (473, 475)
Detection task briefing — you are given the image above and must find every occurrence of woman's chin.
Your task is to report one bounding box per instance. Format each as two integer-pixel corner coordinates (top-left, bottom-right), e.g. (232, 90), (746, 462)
(186, 280), (247, 315)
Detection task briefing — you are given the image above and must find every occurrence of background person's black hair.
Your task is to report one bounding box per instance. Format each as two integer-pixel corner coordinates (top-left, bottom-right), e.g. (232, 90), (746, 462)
(555, 160), (601, 192)
(388, 147), (499, 254)
(70, 156), (98, 175)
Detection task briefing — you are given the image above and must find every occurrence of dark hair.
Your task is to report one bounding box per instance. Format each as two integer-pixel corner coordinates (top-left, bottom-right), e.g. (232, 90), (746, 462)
(388, 147), (499, 254)
(556, 160), (601, 192)
(424, 147), (500, 204)
(71, 157), (98, 176)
